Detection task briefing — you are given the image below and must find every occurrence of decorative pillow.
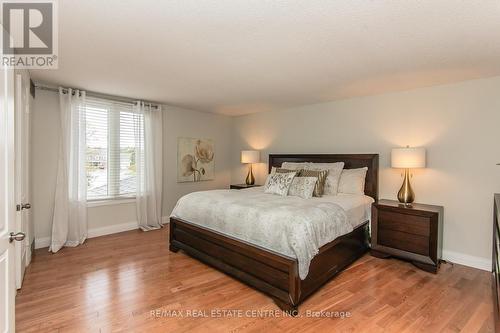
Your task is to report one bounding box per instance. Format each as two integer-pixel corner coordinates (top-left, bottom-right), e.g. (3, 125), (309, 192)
(276, 168), (296, 173)
(288, 177), (317, 199)
(338, 167), (368, 195)
(265, 167), (298, 187)
(281, 162), (313, 170)
(269, 167), (297, 174)
(264, 172), (297, 196)
(304, 162), (345, 196)
(298, 169), (329, 197)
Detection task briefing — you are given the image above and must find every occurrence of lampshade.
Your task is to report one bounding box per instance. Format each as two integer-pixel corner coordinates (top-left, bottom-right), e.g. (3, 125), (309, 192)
(241, 150), (260, 164)
(391, 147), (426, 168)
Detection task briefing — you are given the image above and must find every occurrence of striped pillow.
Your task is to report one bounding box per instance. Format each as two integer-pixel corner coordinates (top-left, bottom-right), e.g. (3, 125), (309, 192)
(299, 169), (329, 197)
(276, 168), (296, 173)
(269, 167), (297, 175)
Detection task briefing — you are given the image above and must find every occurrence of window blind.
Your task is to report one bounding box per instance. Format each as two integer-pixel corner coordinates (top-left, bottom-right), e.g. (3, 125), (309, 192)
(85, 97), (143, 200)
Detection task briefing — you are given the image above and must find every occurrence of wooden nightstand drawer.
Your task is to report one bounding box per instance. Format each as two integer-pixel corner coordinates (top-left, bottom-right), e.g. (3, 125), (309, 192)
(371, 199), (443, 273)
(378, 229), (429, 256)
(378, 210), (430, 237)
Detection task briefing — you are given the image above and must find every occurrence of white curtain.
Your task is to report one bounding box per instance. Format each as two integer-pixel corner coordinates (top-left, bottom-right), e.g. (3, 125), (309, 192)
(134, 102), (163, 231)
(50, 88), (88, 252)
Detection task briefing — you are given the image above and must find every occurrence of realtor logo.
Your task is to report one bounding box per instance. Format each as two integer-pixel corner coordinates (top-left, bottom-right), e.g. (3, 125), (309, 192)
(1, 0), (58, 68)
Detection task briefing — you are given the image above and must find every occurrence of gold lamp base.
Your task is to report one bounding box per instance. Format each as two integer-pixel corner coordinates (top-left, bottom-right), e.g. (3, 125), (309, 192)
(245, 164), (255, 185)
(397, 168), (415, 205)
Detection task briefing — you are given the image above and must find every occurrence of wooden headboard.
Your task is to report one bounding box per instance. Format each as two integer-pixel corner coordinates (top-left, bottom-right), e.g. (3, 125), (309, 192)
(268, 154), (379, 200)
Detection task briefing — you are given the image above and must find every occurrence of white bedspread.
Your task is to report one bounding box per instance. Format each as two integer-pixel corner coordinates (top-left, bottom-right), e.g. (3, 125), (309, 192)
(170, 187), (369, 279)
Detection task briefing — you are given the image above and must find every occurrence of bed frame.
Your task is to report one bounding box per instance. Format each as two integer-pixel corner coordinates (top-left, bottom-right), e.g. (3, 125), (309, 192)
(169, 154), (379, 313)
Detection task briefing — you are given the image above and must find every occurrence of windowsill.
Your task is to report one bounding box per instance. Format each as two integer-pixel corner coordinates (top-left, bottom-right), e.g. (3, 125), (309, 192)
(87, 197), (135, 207)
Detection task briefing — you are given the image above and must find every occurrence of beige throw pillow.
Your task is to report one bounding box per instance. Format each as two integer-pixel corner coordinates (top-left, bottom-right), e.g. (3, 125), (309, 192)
(288, 177), (318, 199)
(299, 169), (329, 197)
(304, 162), (345, 195)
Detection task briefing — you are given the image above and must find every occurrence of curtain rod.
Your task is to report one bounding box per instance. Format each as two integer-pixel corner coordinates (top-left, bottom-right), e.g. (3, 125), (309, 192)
(34, 83), (161, 109)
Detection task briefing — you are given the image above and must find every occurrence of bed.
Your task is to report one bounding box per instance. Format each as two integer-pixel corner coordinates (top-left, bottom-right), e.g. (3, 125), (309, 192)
(169, 154), (379, 313)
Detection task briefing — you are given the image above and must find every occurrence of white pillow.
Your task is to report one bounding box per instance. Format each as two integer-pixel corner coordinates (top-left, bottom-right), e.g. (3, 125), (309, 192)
(304, 162), (344, 195)
(288, 177), (317, 199)
(281, 162), (313, 170)
(264, 172), (297, 196)
(338, 167), (368, 195)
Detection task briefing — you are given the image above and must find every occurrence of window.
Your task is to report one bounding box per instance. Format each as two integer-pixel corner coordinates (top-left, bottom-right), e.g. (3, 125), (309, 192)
(85, 98), (143, 200)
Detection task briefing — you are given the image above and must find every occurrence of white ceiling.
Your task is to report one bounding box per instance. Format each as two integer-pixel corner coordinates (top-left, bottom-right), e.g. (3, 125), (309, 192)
(30, 0), (500, 116)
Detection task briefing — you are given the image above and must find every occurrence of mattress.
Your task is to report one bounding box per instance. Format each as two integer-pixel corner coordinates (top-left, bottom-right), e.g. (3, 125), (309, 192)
(170, 187), (374, 279)
(315, 192), (374, 229)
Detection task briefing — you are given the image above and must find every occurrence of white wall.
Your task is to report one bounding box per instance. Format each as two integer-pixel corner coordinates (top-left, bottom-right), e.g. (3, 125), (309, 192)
(32, 90), (232, 246)
(31, 90), (59, 243)
(231, 76), (500, 270)
(162, 106), (233, 213)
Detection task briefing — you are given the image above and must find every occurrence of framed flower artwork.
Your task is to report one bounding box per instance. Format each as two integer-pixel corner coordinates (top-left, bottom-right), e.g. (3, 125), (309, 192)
(177, 137), (215, 182)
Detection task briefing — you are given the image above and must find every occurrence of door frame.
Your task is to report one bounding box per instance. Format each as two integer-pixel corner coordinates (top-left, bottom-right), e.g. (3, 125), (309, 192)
(14, 71), (31, 289)
(0, 64), (18, 333)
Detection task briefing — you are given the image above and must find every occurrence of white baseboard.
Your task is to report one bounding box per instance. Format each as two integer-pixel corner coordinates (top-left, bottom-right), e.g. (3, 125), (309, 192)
(35, 221), (138, 249)
(35, 237), (50, 249)
(87, 221), (138, 238)
(442, 250), (491, 271)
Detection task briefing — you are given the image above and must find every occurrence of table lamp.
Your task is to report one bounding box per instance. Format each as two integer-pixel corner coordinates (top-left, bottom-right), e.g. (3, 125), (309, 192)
(391, 146), (426, 205)
(241, 150), (260, 185)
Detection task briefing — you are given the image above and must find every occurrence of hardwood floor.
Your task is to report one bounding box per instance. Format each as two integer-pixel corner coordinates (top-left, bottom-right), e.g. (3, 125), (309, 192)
(16, 228), (493, 332)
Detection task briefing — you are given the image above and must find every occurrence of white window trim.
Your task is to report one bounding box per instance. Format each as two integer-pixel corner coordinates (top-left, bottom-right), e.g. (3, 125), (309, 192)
(108, 109), (120, 197)
(86, 197), (136, 207)
(85, 97), (142, 201)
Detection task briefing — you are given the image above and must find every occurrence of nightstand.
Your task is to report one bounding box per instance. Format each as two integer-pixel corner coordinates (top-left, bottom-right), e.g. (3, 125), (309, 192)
(371, 199), (443, 273)
(230, 184), (261, 190)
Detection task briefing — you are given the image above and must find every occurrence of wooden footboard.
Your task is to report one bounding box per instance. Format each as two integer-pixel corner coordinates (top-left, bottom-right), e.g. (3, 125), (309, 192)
(169, 217), (369, 313)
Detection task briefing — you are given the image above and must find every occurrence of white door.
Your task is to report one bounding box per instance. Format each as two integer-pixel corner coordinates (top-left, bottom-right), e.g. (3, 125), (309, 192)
(0, 65), (18, 332)
(14, 71), (31, 289)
